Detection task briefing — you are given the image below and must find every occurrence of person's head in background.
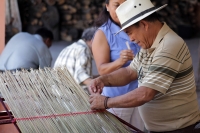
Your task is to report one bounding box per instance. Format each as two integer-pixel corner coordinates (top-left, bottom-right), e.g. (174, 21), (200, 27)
(35, 28), (54, 48)
(81, 27), (97, 50)
(94, 0), (126, 27)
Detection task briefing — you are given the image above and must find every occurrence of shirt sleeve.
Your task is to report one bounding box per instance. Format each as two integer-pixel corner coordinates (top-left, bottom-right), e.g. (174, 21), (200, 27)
(54, 48), (68, 68)
(129, 52), (140, 76)
(39, 48), (52, 68)
(74, 48), (91, 84)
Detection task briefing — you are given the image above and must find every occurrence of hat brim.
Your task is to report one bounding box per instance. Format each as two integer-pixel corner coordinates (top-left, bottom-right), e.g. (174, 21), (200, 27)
(115, 4), (168, 35)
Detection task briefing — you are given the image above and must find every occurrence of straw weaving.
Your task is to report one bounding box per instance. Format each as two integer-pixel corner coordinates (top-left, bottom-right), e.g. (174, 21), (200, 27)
(0, 67), (135, 133)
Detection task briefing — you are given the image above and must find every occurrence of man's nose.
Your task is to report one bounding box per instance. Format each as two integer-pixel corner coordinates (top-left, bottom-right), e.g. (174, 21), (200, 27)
(129, 37), (135, 42)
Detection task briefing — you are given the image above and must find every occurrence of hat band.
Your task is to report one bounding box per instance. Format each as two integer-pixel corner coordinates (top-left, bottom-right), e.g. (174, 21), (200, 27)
(121, 7), (157, 28)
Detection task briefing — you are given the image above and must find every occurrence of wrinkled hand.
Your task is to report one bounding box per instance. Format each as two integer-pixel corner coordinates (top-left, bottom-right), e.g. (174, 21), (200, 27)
(89, 93), (106, 110)
(88, 78), (104, 94)
(119, 50), (134, 65)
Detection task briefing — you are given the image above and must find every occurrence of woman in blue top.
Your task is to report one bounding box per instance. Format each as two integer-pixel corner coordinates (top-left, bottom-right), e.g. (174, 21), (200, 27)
(92, 0), (144, 130)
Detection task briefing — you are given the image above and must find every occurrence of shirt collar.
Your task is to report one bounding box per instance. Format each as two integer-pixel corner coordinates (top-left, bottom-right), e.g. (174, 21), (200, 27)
(109, 19), (120, 34)
(151, 22), (170, 49)
(77, 39), (93, 58)
(34, 34), (43, 41)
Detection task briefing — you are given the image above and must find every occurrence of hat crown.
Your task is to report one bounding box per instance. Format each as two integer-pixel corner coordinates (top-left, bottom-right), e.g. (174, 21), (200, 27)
(116, 0), (154, 25)
(115, 0), (167, 35)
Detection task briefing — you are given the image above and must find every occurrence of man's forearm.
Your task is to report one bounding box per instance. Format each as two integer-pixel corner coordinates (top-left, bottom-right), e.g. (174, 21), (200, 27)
(83, 78), (93, 86)
(99, 66), (137, 87)
(107, 86), (157, 108)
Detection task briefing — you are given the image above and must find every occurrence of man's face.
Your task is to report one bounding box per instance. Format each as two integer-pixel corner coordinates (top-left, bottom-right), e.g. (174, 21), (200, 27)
(124, 21), (152, 49)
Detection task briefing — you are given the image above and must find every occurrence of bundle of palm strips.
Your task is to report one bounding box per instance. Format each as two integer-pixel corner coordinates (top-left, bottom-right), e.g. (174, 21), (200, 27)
(0, 67), (133, 133)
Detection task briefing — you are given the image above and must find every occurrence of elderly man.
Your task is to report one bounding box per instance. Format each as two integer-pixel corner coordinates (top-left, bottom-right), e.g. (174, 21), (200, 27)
(54, 27), (97, 94)
(89, 0), (200, 132)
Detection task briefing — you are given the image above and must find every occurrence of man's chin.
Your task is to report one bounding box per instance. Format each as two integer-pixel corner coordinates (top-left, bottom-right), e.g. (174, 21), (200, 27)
(137, 43), (143, 48)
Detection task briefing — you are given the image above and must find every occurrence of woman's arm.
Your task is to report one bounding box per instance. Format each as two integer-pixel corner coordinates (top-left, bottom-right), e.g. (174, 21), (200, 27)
(92, 30), (133, 75)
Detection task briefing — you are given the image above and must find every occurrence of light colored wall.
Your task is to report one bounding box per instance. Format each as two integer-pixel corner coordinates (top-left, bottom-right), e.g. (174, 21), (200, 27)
(0, 0), (5, 53)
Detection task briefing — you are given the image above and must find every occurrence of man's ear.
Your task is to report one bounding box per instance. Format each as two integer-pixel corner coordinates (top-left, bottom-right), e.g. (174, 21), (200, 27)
(106, 4), (109, 11)
(140, 20), (149, 31)
(43, 38), (52, 48)
(43, 38), (48, 44)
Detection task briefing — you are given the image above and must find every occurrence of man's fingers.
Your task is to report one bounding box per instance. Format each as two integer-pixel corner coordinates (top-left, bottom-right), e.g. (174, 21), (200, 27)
(96, 86), (100, 93)
(89, 98), (92, 104)
(90, 86), (97, 93)
(90, 105), (96, 110)
(89, 96), (94, 104)
(97, 88), (101, 93)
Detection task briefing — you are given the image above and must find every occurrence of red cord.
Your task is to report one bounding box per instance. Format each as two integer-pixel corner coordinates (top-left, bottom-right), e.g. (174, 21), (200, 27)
(13, 110), (105, 121)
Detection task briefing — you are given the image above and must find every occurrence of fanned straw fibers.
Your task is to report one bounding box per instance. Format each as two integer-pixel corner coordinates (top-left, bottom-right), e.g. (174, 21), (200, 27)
(0, 67), (133, 133)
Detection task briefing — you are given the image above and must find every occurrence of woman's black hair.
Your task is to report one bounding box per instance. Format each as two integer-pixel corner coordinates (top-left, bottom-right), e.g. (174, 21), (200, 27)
(94, 0), (110, 27)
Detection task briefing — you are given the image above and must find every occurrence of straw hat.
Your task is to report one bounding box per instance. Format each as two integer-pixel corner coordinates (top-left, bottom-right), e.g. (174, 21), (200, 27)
(116, 0), (167, 34)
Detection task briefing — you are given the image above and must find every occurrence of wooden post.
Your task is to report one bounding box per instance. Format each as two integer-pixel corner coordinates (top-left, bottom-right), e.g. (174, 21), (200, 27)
(0, 0), (5, 53)
(0, 1), (19, 132)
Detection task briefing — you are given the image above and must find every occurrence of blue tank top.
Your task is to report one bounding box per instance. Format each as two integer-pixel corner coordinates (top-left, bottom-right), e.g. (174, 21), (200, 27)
(99, 19), (140, 97)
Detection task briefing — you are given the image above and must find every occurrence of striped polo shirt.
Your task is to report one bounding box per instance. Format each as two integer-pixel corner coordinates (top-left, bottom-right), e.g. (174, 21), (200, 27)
(130, 23), (200, 132)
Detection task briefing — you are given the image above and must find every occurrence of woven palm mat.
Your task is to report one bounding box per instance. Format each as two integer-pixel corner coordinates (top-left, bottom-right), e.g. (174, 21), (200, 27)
(0, 67), (134, 133)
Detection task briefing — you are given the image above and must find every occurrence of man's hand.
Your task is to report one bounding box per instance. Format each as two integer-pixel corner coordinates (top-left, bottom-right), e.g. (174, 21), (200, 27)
(89, 78), (104, 94)
(89, 93), (107, 110)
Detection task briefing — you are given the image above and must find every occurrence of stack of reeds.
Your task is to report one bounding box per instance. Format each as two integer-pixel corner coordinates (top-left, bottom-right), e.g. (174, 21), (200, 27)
(0, 67), (136, 133)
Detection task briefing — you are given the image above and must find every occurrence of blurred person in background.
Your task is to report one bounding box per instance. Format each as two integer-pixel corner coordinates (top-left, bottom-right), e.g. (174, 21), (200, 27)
(0, 27), (53, 71)
(54, 27), (97, 95)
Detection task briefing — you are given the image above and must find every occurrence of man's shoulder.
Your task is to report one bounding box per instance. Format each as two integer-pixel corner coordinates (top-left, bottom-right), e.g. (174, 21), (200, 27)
(69, 41), (88, 50)
(164, 30), (184, 45)
(7, 32), (36, 46)
(58, 42), (85, 55)
(160, 30), (186, 54)
(6, 32), (34, 46)
(12, 32), (32, 38)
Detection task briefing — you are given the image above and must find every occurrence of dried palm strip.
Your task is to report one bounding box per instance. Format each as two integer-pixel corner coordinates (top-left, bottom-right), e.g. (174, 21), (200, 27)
(0, 67), (134, 133)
